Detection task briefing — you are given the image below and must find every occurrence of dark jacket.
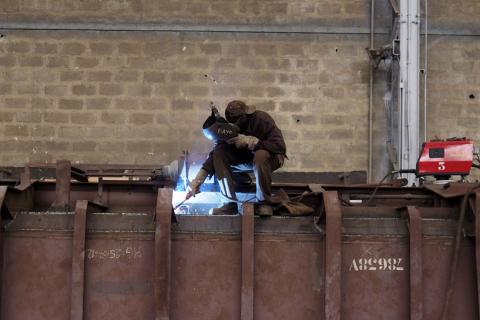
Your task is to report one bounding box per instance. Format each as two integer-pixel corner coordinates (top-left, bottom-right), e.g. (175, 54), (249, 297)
(201, 110), (286, 175)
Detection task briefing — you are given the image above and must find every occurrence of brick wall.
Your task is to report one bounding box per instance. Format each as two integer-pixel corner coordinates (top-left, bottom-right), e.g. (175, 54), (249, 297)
(0, 31), (370, 171)
(0, 0), (391, 28)
(427, 36), (480, 140)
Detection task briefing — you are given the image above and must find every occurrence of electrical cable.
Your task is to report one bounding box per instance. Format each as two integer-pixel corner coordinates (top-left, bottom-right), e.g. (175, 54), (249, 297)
(365, 170), (403, 205)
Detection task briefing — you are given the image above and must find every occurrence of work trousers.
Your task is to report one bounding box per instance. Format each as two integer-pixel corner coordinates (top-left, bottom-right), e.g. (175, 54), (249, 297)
(212, 143), (283, 203)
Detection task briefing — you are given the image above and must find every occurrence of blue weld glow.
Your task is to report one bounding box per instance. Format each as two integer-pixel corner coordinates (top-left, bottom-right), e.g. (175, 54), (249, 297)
(172, 161), (254, 215)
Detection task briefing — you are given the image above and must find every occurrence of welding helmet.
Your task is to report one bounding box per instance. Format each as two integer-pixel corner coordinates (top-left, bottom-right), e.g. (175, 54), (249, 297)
(202, 110), (239, 142)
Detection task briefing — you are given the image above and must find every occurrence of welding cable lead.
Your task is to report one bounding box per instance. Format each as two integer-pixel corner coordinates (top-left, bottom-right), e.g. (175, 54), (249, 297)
(186, 168), (208, 199)
(227, 134), (259, 150)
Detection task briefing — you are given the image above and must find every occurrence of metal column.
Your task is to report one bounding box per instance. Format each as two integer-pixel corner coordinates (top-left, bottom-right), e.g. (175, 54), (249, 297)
(241, 203), (254, 320)
(324, 191), (342, 320)
(407, 206), (423, 320)
(70, 200), (88, 320)
(154, 188), (173, 320)
(0, 186), (6, 319)
(399, 0), (421, 185)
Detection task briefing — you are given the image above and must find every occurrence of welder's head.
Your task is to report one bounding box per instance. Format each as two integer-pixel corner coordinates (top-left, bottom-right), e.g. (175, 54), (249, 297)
(225, 100), (255, 130)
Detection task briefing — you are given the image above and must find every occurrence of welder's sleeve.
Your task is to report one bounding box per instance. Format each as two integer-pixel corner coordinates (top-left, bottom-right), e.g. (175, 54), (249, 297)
(253, 115), (287, 155)
(201, 150), (215, 176)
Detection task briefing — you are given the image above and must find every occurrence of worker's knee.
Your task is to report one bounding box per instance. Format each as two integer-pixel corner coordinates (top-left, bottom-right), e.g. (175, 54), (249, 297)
(253, 149), (271, 167)
(213, 144), (233, 164)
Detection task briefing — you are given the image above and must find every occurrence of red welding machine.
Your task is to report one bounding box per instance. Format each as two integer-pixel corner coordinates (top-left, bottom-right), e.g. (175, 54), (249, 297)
(416, 139), (474, 177)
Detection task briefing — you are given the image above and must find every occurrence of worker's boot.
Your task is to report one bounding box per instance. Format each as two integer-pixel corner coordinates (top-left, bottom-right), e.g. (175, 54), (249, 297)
(211, 202), (238, 215)
(256, 204), (273, 217)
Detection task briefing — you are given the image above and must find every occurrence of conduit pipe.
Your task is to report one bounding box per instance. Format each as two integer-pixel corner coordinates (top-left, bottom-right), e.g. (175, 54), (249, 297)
(368, 0), (375, 183)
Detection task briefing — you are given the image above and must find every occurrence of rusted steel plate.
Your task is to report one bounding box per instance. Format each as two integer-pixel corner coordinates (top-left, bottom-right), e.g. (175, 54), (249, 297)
(425, 183), (480, 199)
(241, 203), (254, 320)
(324, 191), (342, 320)
(406, 206), (423, 320)
(1, 225), (478, 319)
(155, 188), (173, 320)
(84, 238), (155, 319)
(342, 206), (458, 219)
(71, 200), (88, 320)
(254, 238), (324, 320)
(51, 160), (72, 211)
(342, 239), (477, 319)
(29, 184), (157, 214)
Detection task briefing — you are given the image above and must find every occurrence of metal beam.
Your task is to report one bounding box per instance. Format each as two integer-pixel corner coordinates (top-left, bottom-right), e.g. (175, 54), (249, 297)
(1, 22), (478, 36)
(241, 203), (254, 320)
(0, 186), (6, 318)
(70, 200), (88, 320)
(406, 206), (423, 320)
(399, 0), (421, 185)
(154, 188), (173, 320)
(475, 190), (480, 316)
(0, 22), (387, 35)
(51, 160), (71, 211)
(324, 191), (342, 320)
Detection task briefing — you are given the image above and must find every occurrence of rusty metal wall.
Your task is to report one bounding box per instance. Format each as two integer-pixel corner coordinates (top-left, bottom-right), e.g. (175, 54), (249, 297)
(0, 163), (479, 319)
(0, 213), (477, 319)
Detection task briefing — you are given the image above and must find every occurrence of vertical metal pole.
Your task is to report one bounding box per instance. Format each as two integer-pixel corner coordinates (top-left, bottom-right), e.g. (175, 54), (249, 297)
(399, 0), (420, 185)
(70, 200), (88, 320)
(407, 206), (423, 320)
(367, 0), (375, 183)
(324, 191), (342, 320)
(241, 203), (254, 320)
(0, 186), (6, 320)
(52, 160), (71, 211)
(154, 188), (172, 320)
(474, 190), (480, 317)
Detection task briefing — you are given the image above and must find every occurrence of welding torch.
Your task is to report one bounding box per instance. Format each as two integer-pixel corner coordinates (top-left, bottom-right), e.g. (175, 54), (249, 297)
(173, 190), (195, 210)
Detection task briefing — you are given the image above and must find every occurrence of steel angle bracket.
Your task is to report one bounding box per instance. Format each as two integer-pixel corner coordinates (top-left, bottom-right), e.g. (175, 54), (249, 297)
(241, 203), (254, 320)
(406, 206), (424, 320)
(69, 199), (109, 320)
(323, 191), (342, 320)
(70, 200), (88, 320)
(154, 188), (173, 320)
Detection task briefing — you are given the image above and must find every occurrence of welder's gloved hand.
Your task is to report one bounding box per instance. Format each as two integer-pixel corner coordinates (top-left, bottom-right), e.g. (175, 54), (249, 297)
(227, 134), (259, 150)
(187, 169), (208, 197)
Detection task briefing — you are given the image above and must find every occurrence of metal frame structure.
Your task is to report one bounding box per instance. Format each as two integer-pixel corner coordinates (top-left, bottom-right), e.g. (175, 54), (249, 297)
(0, 161), (479, 319)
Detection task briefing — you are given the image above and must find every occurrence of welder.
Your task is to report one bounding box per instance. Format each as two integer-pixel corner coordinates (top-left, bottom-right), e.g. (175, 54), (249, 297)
(188, 100), (287, 216)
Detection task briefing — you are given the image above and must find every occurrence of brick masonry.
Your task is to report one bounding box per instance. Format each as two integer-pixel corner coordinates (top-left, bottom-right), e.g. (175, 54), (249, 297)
(0, 0), (392, 29)
(0, 0), (479, 178)
(0, 30), (372, 170)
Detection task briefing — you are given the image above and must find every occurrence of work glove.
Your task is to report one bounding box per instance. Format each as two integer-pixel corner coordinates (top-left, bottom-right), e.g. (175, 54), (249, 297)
(227, 134), (259, 150)
(187, 169), (208, 198)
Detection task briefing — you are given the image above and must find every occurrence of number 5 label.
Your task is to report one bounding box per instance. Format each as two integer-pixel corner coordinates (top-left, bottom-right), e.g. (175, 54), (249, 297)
(438, 161), (446, 171)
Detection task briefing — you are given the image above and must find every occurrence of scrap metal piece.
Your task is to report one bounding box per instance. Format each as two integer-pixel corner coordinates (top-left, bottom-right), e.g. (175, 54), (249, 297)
(155, 188), (173, 320)
(51, 160), (72, 211)
(70, 200), (88, 320)
(71, 166), (88, 182)
(425, 183), (480, 199)
(241, 203), (254, 320)
(406, 206), (423, 320)
(324, 191), (342, 320)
